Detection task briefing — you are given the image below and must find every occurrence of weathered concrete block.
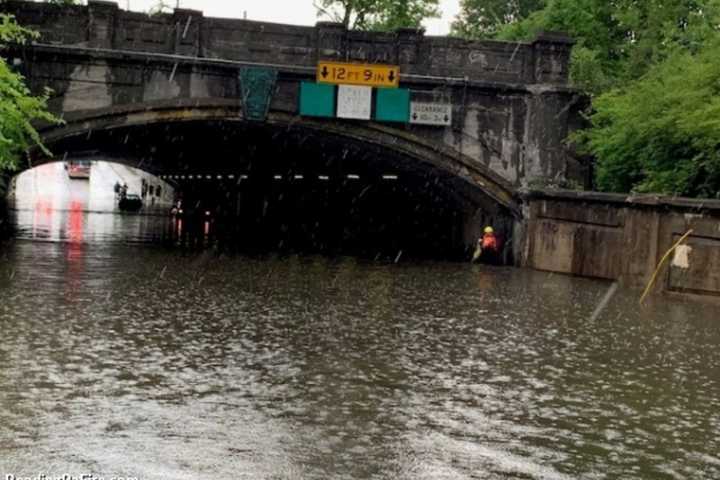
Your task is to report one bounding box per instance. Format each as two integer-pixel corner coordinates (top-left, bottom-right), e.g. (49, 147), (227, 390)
(315, 21), (345, 61)
(173, 8), (203, 56)
(396, 27), (423, 69)
(532, 32), (574, 85)
(88, 0), (118, 49)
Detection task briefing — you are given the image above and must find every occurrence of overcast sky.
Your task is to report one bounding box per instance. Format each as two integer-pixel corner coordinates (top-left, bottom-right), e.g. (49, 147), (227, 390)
(117, 0), (461, 35)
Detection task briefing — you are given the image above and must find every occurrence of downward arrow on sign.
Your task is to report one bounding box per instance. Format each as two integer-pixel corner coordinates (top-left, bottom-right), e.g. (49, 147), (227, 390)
(321, 66), (329, 78)
(388, 70), (396, 83)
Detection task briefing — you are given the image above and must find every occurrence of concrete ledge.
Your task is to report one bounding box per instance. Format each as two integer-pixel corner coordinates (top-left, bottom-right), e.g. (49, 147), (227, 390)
(518, 188), (720, 213)
(10, 43), (576, 95)
(532, 31), (576, 45)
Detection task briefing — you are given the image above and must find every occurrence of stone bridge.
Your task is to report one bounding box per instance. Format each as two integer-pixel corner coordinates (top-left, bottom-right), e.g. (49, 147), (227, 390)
(1, 0), (587, 252)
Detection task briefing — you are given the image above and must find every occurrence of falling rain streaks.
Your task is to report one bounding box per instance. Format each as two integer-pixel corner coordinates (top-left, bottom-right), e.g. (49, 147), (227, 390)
(2, 240), (720, 478)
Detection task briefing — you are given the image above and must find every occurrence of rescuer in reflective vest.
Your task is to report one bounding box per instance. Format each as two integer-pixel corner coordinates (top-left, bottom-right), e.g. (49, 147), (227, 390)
(472, 226), (501, 264)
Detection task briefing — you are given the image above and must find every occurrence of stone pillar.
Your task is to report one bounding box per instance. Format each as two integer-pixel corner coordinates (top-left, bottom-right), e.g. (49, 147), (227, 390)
(316, 22), (346, 61)
(173, 8), (203, 57)
(396, 27), (424, 70)
(531, 32), (574, 85)
(88, 0), (118, 49)
(523, 91), (575, 188)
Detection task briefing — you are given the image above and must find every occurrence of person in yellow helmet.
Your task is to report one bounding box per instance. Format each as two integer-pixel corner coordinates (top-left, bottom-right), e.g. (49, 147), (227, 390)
(481, 226), (497, 250)
(472, 226), (501, 263)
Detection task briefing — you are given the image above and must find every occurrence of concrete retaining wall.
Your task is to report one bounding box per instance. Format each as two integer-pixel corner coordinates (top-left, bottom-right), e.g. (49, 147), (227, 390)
(520, 190), (720, 299)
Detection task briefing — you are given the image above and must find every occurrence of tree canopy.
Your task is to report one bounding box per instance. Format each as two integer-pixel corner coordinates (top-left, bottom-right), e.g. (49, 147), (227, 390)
(454, 0), (720, 197)
(314, 0), (439, 31)
(148, 0), (173, 16)
(0, 14), (59, 171)
(574, 37), (720, 197)
(452, 0), (544, 39)
(496, 0), (720, 93)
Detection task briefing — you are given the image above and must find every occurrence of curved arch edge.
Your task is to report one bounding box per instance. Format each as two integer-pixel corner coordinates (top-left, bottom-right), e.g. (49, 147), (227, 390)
(34, 102), (520, 216)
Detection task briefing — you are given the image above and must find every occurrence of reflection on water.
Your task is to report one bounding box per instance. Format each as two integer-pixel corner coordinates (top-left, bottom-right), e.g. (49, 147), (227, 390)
(10, 162), (179, 245)
(1, 194), (719, 479)
(10, 161), (174, 214)
(13, 205), (174, 245)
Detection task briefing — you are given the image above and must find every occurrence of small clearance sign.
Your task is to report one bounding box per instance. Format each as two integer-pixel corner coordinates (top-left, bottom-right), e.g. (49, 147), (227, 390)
(317, 61), (400, 88)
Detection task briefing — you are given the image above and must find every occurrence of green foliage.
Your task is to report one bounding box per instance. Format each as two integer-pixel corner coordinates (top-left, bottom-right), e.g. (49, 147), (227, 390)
(497, 0), (720, 92)
(452, 0), (544, 39)
(497, 0), (628, 94)
(148, 0), (172, 16)
(477, 0), (720, 197)
(575, 38), (720, 197)
(0, 13), (36, 43)
(314, 0), (439, 31)
(0, 14), (60, 172)
(369, 0), (440, 31)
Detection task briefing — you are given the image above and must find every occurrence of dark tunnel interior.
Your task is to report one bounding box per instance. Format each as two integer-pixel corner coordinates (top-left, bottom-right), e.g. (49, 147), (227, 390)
(38, 120), (513, 260)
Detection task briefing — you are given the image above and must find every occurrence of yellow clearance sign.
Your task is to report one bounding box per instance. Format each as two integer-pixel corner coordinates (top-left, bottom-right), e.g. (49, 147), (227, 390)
(317, 62), (400, 88)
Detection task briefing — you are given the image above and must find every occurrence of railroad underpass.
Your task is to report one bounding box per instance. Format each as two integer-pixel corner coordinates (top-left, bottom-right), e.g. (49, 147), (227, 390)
(31, 119), (516, 261)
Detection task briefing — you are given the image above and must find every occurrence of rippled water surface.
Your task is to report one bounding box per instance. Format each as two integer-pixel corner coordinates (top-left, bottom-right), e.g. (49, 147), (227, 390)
(1, 205), (719, 480)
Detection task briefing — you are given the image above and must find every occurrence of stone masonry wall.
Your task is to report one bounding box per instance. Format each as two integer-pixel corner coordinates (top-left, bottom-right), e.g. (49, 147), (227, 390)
(2, 0), (573, 86)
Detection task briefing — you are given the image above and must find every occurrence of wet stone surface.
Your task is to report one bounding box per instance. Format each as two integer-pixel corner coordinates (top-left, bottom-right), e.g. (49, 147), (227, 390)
(0, 209), (719, 480)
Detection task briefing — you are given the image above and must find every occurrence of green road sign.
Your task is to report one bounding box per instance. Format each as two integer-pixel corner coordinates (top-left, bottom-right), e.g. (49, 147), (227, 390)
(375, 88), (410, 123)
(299, 82), (335, 118)
(238, 67), (278, 122)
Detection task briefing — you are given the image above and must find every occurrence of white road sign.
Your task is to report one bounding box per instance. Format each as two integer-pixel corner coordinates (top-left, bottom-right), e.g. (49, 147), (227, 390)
(337, 85), (372, 120)
(410, 102), (452, 126)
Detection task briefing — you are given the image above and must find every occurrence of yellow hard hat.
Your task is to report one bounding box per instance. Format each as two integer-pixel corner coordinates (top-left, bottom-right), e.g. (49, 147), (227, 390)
(484, 226), (494, 234)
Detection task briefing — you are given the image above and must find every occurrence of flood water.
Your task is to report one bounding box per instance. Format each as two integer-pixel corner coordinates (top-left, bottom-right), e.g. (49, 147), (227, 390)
(1, 185), (720, 479)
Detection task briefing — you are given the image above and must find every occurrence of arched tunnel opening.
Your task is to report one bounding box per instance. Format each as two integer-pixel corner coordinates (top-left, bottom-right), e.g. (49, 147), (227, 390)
(32, 119), (516, 261)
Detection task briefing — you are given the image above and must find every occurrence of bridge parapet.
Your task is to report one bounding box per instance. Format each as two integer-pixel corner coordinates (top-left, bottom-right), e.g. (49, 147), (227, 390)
(1, 0), (573, 86)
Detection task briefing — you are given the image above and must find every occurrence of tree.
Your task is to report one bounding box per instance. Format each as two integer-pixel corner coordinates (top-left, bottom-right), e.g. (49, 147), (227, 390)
(495, 0), (629, 94)
(315, 0), (377, 29)
(148, 0), (173, 16)
(368, 0), (440, 31)
(482, 0), (720, 197)
(452, 0), (545, 39)
(314, 0), (439, 31)
(496, 0), (720, 93)
(0, 14), (60, 171)
(574, 37), (720, 197)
